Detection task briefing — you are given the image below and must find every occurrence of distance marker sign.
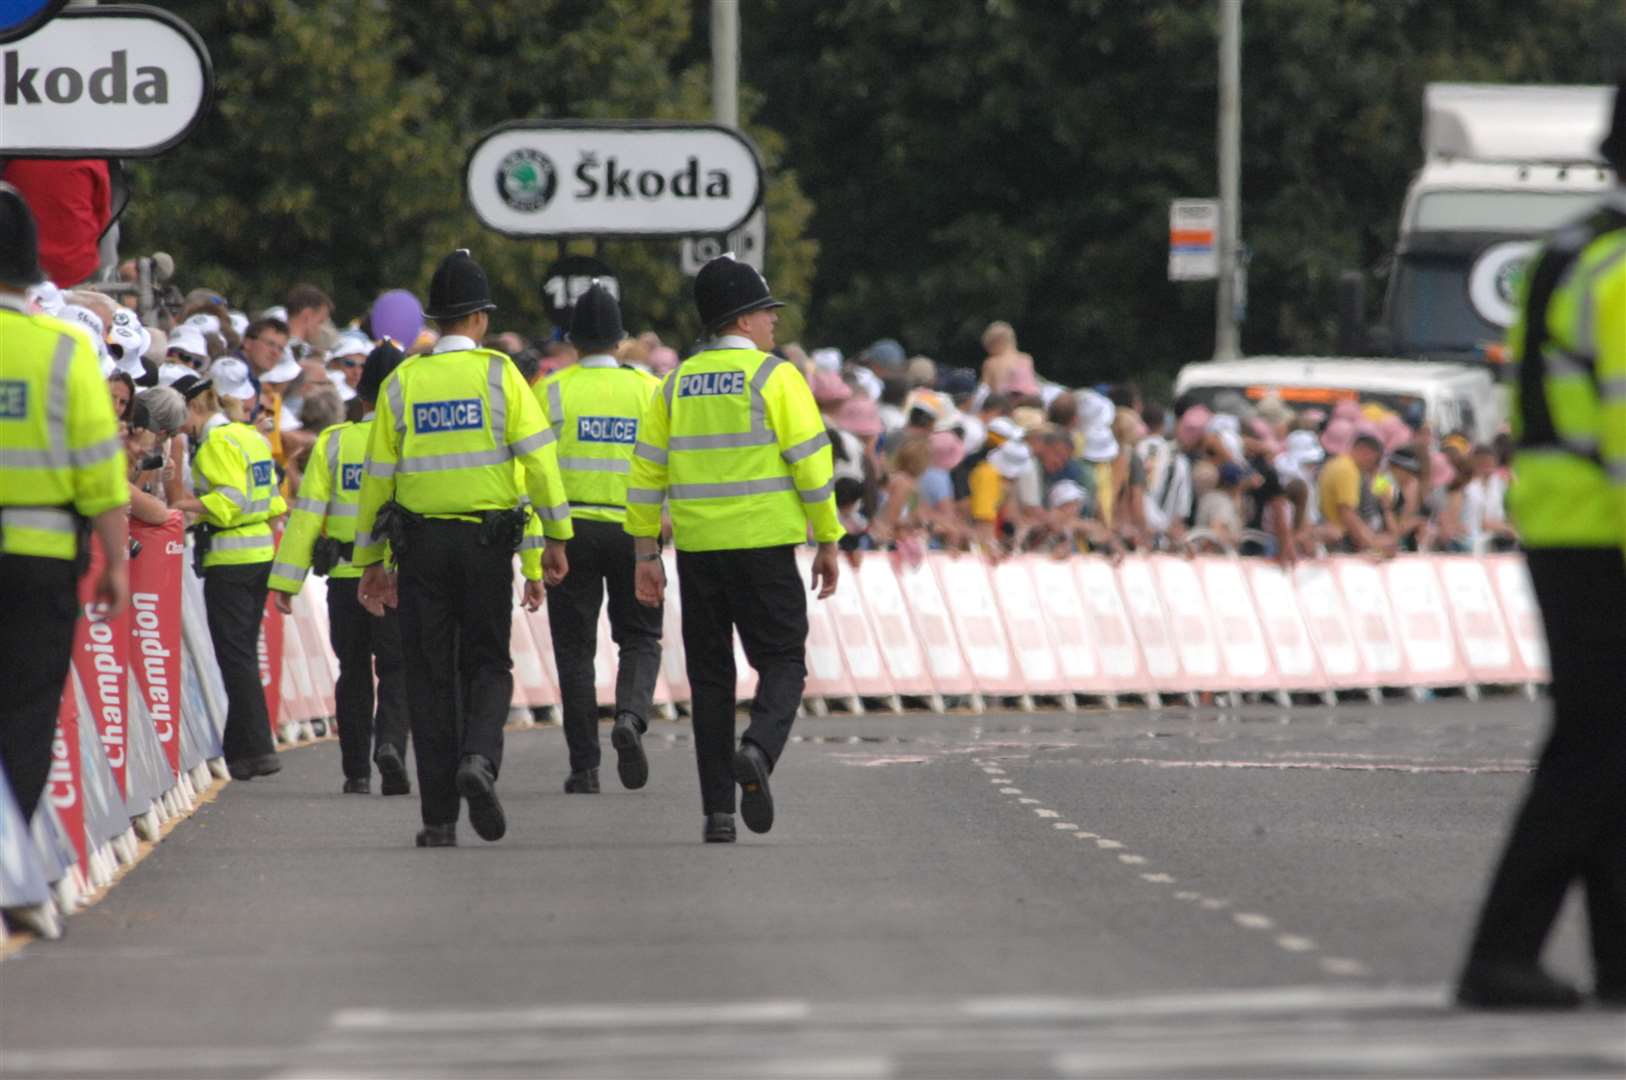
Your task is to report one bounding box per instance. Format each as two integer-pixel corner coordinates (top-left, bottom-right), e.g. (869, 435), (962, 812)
(466, 121), (763, 239)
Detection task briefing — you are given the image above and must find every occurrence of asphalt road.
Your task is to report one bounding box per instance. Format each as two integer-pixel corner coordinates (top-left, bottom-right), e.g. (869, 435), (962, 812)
(2, 697), (1622, 1079)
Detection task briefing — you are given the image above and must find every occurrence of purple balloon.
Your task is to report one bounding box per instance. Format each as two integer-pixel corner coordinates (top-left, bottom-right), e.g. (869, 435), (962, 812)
(370, 289), (423, 348)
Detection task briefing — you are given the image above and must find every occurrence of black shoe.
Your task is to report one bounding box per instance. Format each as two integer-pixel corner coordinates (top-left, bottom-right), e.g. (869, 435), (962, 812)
(611, 715), (648, 790)
(227, 753), (282, 781)
(732, 741), (774, 835)
(1596, 984), (1626, 1009)
(1456, 962), (1584, 1009)
(455, 754), (506, 842)
(564, 768), (600, 794)
(704, 813), (736, 843)
(415, 824), (457, 847)
(375, 744), (411, 796)
(343, 777), (370, 795)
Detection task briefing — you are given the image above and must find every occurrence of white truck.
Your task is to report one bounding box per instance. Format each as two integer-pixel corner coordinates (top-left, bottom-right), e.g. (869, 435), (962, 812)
(1375, 83), (1616, 364)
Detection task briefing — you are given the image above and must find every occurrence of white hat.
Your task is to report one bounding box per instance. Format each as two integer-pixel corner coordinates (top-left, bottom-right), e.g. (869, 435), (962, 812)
(811, 347), (843, 372)
(327, 368), (358, 402)
(263, 344), (302, 384)
(989, 439), (1033, 480)
(107, 308), (150, 377)
(1082, 425), (1120, 463)
(156, 362), (196, 387)
(328, 335), (371, 361)
(261, 305), (289, 322)
(1048, 479), (1088, 510)
(184, 312), (222, 337)
(1075, 389), (1115, 430)
(958, 413), (987, 456)
(208, 357), (256, 400)
(850, 365), (883, 403)
(27, 281), (64, 316)
(1038, 383), (1065, 409)
(58, 305), (108, 358)
(228, 311), (250, 337)
(165, 323), (210, 360)
(985, 415), (1023, 444)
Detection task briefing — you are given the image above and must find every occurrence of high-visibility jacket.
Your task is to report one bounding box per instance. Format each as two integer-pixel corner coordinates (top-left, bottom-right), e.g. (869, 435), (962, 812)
(353, 344), (572, 566)
(536, 356), (661, 523)
(1506, 192), (1626, 556)
(194, 418), (286, 568)
(269, 420), (370, 592)
(625, 341), (843, 552)
(0, 302), (127, 559)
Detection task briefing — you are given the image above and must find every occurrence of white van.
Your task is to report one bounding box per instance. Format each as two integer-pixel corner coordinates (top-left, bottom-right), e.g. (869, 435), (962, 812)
(1173, 356), (1504, 445)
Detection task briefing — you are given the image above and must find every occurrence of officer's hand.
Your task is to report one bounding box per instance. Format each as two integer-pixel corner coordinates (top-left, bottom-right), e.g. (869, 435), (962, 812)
(93, 559), (130, 620)
(543, 540), (569, 587)
(271, 590), (295, 615)
(635, 558), (666, 607)
(358, 565), (392, 617)
(522, 579), (545, 612)
(810, 542), (840, 600)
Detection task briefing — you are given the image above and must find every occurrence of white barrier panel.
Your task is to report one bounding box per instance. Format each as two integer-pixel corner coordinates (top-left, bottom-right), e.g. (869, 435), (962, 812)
(1115, 557), (1183, 692)
(732, 629), (759, 702)
(1292, 562), (1366, 688)
(896, 555), (974, 697)
(294, 593), (336, 716)
(824, 560), (893, 699)
(1245, 563), (1326, 692)
(989, 558), (1070, 698)
(796, 549), (858, 704)
(1486, 555), (1549, 679)
(657, 550), (690, 704)
(1334, 560), (1408, 686)
(1073, 558), (1147, 692)
(932, 555), (1023, 696)
(0, 768), (53, 919)
(303, 574), (341, 684)
(520, 606), (561, 708)
(1194, 558), (1279, 691)
(1152, 557), (1227, 690)
(593, 606), (618, 707)
(1029, 557), (1102, 692)
(1433, 557), (1525, 685)
(1382, 558), (1470, 687)
(510, 576), (552, 709)
(855, 554), (937, 699)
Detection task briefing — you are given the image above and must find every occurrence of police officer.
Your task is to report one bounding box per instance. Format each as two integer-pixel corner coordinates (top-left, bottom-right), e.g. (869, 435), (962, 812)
(353, 249), (573, 848)
(626, 255), (842, 843)
(0, 183), (130, 822)
(1456, 82), (1626, 1010)
(537, 284), (663, 793)
(269, 343), (411, 797)
(168, 364), (287, 779)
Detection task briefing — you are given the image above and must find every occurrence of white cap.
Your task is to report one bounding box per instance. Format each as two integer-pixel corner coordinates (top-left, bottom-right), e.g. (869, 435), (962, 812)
(850, 366), (883, 403)
(107, 307), (150, 377)
(985, 415), (1023, 444)
(989, 439), (1033, 480)
(208, 357), (256, 400)
(228, 311), (250, 337)
(328, 335), (371, 361)
(1048, 479), (1087, 509)
(58, 305), (108, 358)
(166, 323), (210, 360)
(958, 413), (987, 456)
(327, 368), (358, 402)
(811, 347), (843, 372)
(184, 312), (222, 337)
(1075, 389), (1115, 430)
(156, 362), (196, 387)
(263, 345), (302, 384)
(27, 281), (64, 316)
(261, 304), (289, 322)
(1082, 424), (1120, 463)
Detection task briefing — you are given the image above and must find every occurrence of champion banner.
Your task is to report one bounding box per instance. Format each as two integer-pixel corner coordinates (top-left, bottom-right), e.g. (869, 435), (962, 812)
(129, 514), (185, 778)
(71, 537), (131, 797)
(259, 594), (284, 737)
(47, 687), (89, 869)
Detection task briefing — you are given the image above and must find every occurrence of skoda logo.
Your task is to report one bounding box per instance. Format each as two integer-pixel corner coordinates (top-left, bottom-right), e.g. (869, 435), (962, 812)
(496, 148), (556, 213)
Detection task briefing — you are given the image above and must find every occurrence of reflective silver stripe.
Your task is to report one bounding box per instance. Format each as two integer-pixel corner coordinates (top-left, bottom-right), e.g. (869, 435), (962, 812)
(548, 381), (565, 435)
(70, 436), (122, 468)
(627, 487), (666, 505)
(0, 507), (76, 534)
(292, 497), (327, 514)
(1576, 242), (1626, 354)
(387, 375), (406, 438)
(212, 486), (249, 510)
(662, 373), (676, 413)
(322, 427), (346, 520)
(748, 355), (784, 433)
(352, 531), (377, 550)
(325, 504), (359, 518)
(509, 428), (556, 457)
(634, 441), (668, 465)
(1599, 376), (1626, 402)
(46, 332), (74, 449)
(367, 458), (396, 479)
(669, 430), (777, 451)
(668, 476), (795, 500)
(1607, 459), (1626, 483)
(0, 448), (68, 468)
(1563, 434), (1600, 457)
(486, 357), (508, 448)
(533, 502), (571, 522)
(781, 430), (831, 464)
(395, 447), (512, 474)
(245, 497), (273, 514)
(558, 456), (631, 474)
(212, 533), (274, 551)
(1545, 346), (1594, 379)
(518, 535), (545, 551)
(270, 561), (308, 584)
(798, 479), (835, 504)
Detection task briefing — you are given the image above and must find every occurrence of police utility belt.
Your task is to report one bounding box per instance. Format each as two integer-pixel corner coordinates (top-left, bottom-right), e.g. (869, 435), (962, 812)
(375, 501), (527, 558)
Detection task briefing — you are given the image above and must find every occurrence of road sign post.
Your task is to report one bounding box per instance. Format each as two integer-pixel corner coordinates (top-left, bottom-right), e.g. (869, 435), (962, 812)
(1168, 200), (1220, 281)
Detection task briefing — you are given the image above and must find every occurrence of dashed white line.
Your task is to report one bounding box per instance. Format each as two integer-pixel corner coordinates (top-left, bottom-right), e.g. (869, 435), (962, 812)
(999, 787), (1023, 794)
(1233, 912), (1275, 930)
(1174, 891), (1201, 902)
(1034, 809), (1060, 819)
(1094, 839), (1124, 850)
(1141, 873), (1175, 884)
(1199, 898), (1231, 910)
(1052, 823), (1078, 831)
(1018, 797), (1041, 805)
(1276, 935), (1317, 953)
(1117, 854), (1148, 865)
(1320, 957), (1369, 977)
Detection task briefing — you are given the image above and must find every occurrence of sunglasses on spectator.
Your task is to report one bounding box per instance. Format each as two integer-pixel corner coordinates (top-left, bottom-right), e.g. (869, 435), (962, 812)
(334, 358), (363, 368)
(169, 350), (206, 368)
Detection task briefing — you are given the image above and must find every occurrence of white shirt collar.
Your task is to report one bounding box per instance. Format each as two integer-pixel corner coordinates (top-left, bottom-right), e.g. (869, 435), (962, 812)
(0, 292), (28, 313)
(579, 353), (619, 369)
(433, 335), (477, 354)
(714, 334), (756, 350)
(203, 412), (231, 436)
(362, 410), (376, 421)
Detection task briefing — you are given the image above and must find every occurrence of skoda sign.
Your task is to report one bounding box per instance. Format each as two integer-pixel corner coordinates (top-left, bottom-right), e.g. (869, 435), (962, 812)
(0, 5), (212, 157)
(466, 121), (763, 238)
(0, 0), (68, 45)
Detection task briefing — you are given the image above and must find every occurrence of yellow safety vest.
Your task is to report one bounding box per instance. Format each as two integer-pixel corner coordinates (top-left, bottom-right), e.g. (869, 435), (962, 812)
(625, 345), (843, 552)
(1506, 194), (1626, 553)
(0, 305), (128, 559)
(536, 358), (661, 523)
(353, 346), (572, 566)
(194, 419), (286, 568)
(269, 420), (370, 591)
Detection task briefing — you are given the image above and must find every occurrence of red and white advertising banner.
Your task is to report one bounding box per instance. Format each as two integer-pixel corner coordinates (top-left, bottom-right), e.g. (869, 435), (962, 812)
(128, 515), (184, 777)
(1433, 556), (1525, 684)
(291, 591), (335, 716)
(801, 565), (856, 702)
(1334, 560), (1408, 685)
(47, 690), (88, 868)
(932, 554), (1023, 696)
(1379, 558), (1469, 686)
(1194, 558), (1279, 691)
(508, 574), (552, 708)
(1029, 556), (1102, 691)
(1154, 557), (1228, 689)
(1073, 558), (1146, 690)
(656, 550), (689, 704)
(521, 606), (561, 708)
(855, 554), (937, 698)
(72, 537), (130, 796)
(1486, 555), (1549, 680)
(895, 554), (973, 696)
(1244, 563), (1326, 691)
(1115, 557), (1183, 691)
(822, 557), (893, 698)
(302, 574), (340, 684)
(989, 558), (1069, 697)
(259, 591), (286, 732)
(1292, 562), (1366, 688)
(277, 596), (321, 725)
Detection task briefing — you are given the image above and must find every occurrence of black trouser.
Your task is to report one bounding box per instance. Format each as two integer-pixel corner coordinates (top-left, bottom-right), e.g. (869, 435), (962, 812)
(0, 555), (79, 821)
(676, 544), (808, 815)
(396, 519), (515, 827)
(327, 576), (409, 782)
(204, 561), (278, 764)
(1463, 547), (1626, 990)
(546, 518), (663, 773)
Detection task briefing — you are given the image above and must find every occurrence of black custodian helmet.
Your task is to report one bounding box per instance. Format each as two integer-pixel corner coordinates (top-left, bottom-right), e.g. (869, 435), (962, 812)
(424, 248), (497, 321)
(1600, 79), (1626, 172)
(568, 281), (624, 345)
(694, 253), (784, 332)
(0, 182), (46, 291)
